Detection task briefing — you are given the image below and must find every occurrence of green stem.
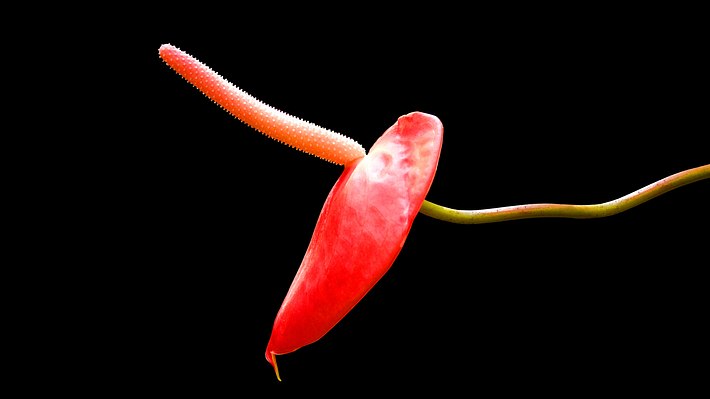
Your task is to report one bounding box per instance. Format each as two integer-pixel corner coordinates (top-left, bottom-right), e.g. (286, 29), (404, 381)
(419, 164), (710, 224)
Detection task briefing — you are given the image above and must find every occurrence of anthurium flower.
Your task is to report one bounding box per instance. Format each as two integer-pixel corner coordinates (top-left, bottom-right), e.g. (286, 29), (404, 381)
(159, 44), (443, 380)
(159, 43), (709, 381)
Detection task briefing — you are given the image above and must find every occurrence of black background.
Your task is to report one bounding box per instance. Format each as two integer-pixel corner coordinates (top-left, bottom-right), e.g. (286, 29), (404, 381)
(50, 5), (708, 396)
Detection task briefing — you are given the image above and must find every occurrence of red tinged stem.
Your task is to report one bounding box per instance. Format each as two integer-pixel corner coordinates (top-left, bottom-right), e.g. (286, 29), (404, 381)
(265, 112), (443, 379)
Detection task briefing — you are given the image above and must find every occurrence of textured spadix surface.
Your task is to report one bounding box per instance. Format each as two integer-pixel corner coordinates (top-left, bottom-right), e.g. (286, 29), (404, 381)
(159, 44), (366, 165)
(266, 111), (443, 376)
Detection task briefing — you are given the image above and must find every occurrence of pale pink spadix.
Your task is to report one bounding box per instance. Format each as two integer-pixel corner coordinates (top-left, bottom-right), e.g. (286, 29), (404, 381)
(159, 44), (366, 165)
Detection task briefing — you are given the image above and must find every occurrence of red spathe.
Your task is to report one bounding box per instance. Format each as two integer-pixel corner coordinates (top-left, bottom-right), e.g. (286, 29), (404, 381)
(266, 112), (444, 368)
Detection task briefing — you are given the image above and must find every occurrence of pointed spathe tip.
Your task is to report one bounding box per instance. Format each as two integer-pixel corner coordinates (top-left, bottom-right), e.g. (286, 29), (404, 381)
(267, 351), (282, 381)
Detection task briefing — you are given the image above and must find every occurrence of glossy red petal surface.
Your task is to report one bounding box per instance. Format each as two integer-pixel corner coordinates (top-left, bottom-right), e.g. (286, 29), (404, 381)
(266, 112), (443, 367)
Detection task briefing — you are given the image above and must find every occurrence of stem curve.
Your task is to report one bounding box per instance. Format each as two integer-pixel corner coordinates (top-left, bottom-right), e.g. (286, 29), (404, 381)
(419, 164), (710, 224)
